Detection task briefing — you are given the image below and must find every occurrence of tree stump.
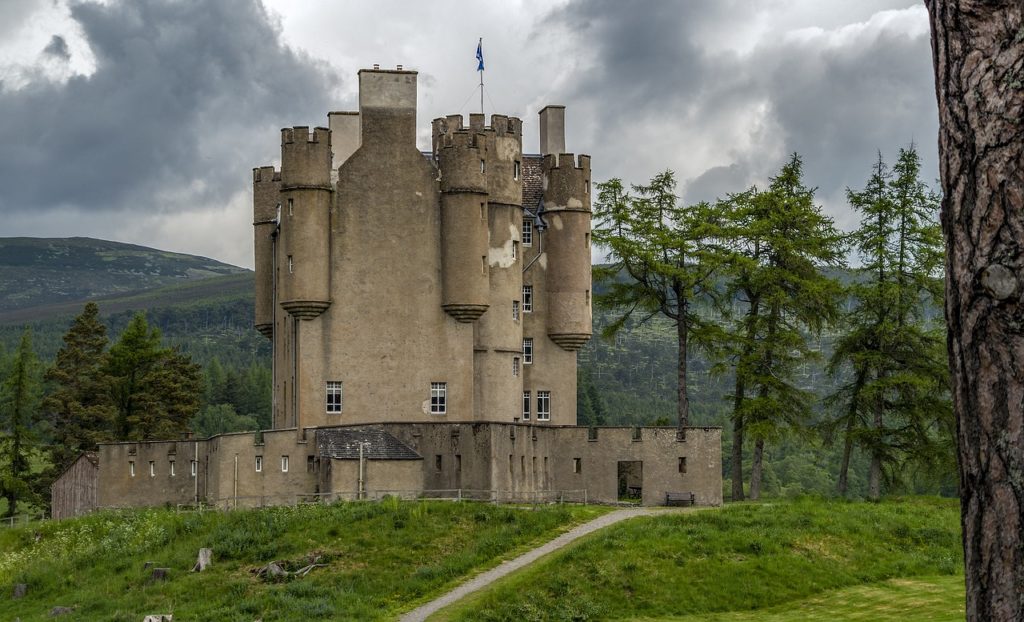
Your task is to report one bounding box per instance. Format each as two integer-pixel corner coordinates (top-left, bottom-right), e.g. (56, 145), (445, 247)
(12, 584), (26, 599)
(150, 568), (170, 582)
(192, 548), (212, 572)
(48, 606), (73, 617)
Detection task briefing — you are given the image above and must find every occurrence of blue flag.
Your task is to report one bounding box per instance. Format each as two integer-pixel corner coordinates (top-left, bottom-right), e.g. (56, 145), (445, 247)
(476, 39), (484, 71)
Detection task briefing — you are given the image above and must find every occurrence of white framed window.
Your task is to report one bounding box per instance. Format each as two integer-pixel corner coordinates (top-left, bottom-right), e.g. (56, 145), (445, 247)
(522, 391), (531, 420)
(129, 461), (135, 477)
(514, 160), (521, 180)
(513, 300), (520, 321)
(480, 159), (485, 173)
(287, 255), (294, 274)
(513, 357), (520, 376)
(523, 338), (533, 364)
(169, 460), (175, 477)
(537, 391), (551, 421)
(190, 460), (197, 477)
(326, 381), (343, 413)
(512, 241), (518, 260)
(281, 455), (289, 473)
(430, 382), (447, 414)
(256, 456), (263, 472)
(522, 218), (533, 246)
(523, 285), (533, 312)
(149, 461), (155, 477)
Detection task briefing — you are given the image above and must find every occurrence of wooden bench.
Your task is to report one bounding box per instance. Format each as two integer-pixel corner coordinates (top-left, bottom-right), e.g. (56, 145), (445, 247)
(665, 491), (695, 507)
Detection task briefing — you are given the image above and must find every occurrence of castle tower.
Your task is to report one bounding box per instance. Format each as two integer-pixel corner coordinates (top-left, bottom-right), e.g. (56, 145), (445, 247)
(539, 107), (592, 351)
(278, 126), (332, 320)
(252, 166), (280, 339)
(433, 115), (490, 322)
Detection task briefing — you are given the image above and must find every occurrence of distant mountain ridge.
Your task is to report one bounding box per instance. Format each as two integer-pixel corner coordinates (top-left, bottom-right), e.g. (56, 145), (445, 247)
(0, 237), (248, 313)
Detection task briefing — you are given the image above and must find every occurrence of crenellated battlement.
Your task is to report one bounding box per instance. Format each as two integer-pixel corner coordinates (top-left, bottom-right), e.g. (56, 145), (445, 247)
(432, 113), (522, 147)
(542, 153), (591, 171)
(253, 166), (281, 184)
(281, 126), (331, 145)
(436, 129), (485, 151)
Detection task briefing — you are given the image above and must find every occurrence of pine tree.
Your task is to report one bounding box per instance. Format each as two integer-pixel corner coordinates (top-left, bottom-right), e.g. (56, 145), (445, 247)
(42, 302), (115, 471)
(104, 313), (202, 441)
(827, 146), (948, 500)
(722, 154), (845, 500)
(0, 329), (43, 517)
(592, 171), (730, 433)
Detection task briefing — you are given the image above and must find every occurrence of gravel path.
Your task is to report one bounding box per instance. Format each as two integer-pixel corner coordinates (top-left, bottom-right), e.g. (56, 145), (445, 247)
(399, 506), (678, 622)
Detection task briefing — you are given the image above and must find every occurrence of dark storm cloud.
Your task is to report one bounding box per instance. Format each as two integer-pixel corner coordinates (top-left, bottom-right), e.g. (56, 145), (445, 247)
(0, 0), (337, 214)
(546, 1), (938, 221)
(43, 35), (71, 61)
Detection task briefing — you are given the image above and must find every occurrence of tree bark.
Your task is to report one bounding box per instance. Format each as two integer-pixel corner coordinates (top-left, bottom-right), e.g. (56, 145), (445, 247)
(927, 2), (1024, 620)
(749, 438), (764, 500)
(836, 415), (855, 496)
(730, 378), (745, 501)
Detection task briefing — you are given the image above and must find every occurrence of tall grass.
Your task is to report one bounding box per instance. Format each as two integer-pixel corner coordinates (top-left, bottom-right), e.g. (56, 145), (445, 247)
(0, 500), (605, 621)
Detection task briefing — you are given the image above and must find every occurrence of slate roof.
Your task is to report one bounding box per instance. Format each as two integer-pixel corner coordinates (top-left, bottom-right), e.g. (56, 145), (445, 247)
(522, 155), (544, 211)
(316, 427), (422, 460)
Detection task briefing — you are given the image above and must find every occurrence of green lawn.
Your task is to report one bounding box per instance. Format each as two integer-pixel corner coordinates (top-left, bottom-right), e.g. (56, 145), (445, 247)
(434, 497), (963, 621)
(0, 500), (607, 621)
(645, 575), (964, 621)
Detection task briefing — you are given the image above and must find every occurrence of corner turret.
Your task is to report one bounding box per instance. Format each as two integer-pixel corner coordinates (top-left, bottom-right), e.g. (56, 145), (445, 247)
(252, 166), (280, 338)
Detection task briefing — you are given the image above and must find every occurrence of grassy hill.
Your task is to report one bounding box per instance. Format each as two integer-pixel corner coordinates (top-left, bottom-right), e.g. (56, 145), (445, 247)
(435, 497), (963, 621)
(0, 237), (246, 313)
(0, 501), (606, 621)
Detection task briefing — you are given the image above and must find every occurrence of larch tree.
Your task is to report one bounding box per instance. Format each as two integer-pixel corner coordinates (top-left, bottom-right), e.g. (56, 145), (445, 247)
(0, 329), (44, 517)
(722, 154), (845, 500)
(927, 1), (1024, 619)
(42, 302), (115, 471)
(592, 171), (730, 433)
(827, 147), (947, 501)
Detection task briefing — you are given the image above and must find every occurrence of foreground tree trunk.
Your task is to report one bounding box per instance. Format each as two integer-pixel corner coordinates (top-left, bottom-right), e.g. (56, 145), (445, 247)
(927, 2), (1024, 620)
(749, 438), (764, 500)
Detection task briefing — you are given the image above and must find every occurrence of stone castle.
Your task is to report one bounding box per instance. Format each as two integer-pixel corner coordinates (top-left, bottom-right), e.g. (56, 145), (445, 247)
(51, 67), (721, 519)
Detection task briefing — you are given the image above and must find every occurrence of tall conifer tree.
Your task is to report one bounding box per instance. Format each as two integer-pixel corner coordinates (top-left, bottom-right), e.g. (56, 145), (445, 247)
(0, 329), (43, 516)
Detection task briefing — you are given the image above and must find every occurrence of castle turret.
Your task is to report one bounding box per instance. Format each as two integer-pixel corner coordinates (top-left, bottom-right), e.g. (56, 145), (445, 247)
(540, 107), (592, 351)
(278, 126), (332, 320)
(252, 166), (281, 338)
(434, 116), (490, 322)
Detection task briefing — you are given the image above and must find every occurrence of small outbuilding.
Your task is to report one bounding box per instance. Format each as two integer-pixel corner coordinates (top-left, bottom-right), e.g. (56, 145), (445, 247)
(51, 452), (99, 520)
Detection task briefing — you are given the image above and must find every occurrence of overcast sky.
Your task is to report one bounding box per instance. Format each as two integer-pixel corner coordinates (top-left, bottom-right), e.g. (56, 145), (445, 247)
(0, 0), (938, 268)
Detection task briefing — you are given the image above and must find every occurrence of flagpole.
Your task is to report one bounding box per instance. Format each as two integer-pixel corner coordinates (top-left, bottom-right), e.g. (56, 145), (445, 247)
(478, 38), (484, 114)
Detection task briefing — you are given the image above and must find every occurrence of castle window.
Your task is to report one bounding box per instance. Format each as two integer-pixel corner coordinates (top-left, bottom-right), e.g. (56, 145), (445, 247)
(326, 381), (343, 414)
(509, 454), (514, 474)
(482, 256), (487, 275)
(480, 203), (486, 221)
(523, 338), (533, 364)
(512, 301), (520, 321)
(537, 391), (551, 421)
(522, 218), (533, 246)
(523, 391), (531, 420)
(191, 460), (197, 477)
(149, 461), (156, 477)
(288, 198), (294, 217)
(513, 357), (520, 376)
(129, 461), (135, 477)
(678, 457), (687, 474)
(512, 241), (518, 260)
(288, 255), (294, 274)
(480, 159), (485, 173)
(430, 382), (447, 414)
(574, 458), (582, 474)
(523, 285), (533, 312)
(514, 160), (521, 180)
(435, 455), (442, 471)
(585, 232), (591, 248)
(281, 455), (289, 473)
(169, 460), (175, 477)
(255, 456), (263, 472)
(307, 456), (316, 473)
(456, 454), (462, 472)
(586, 289), (591, 304)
